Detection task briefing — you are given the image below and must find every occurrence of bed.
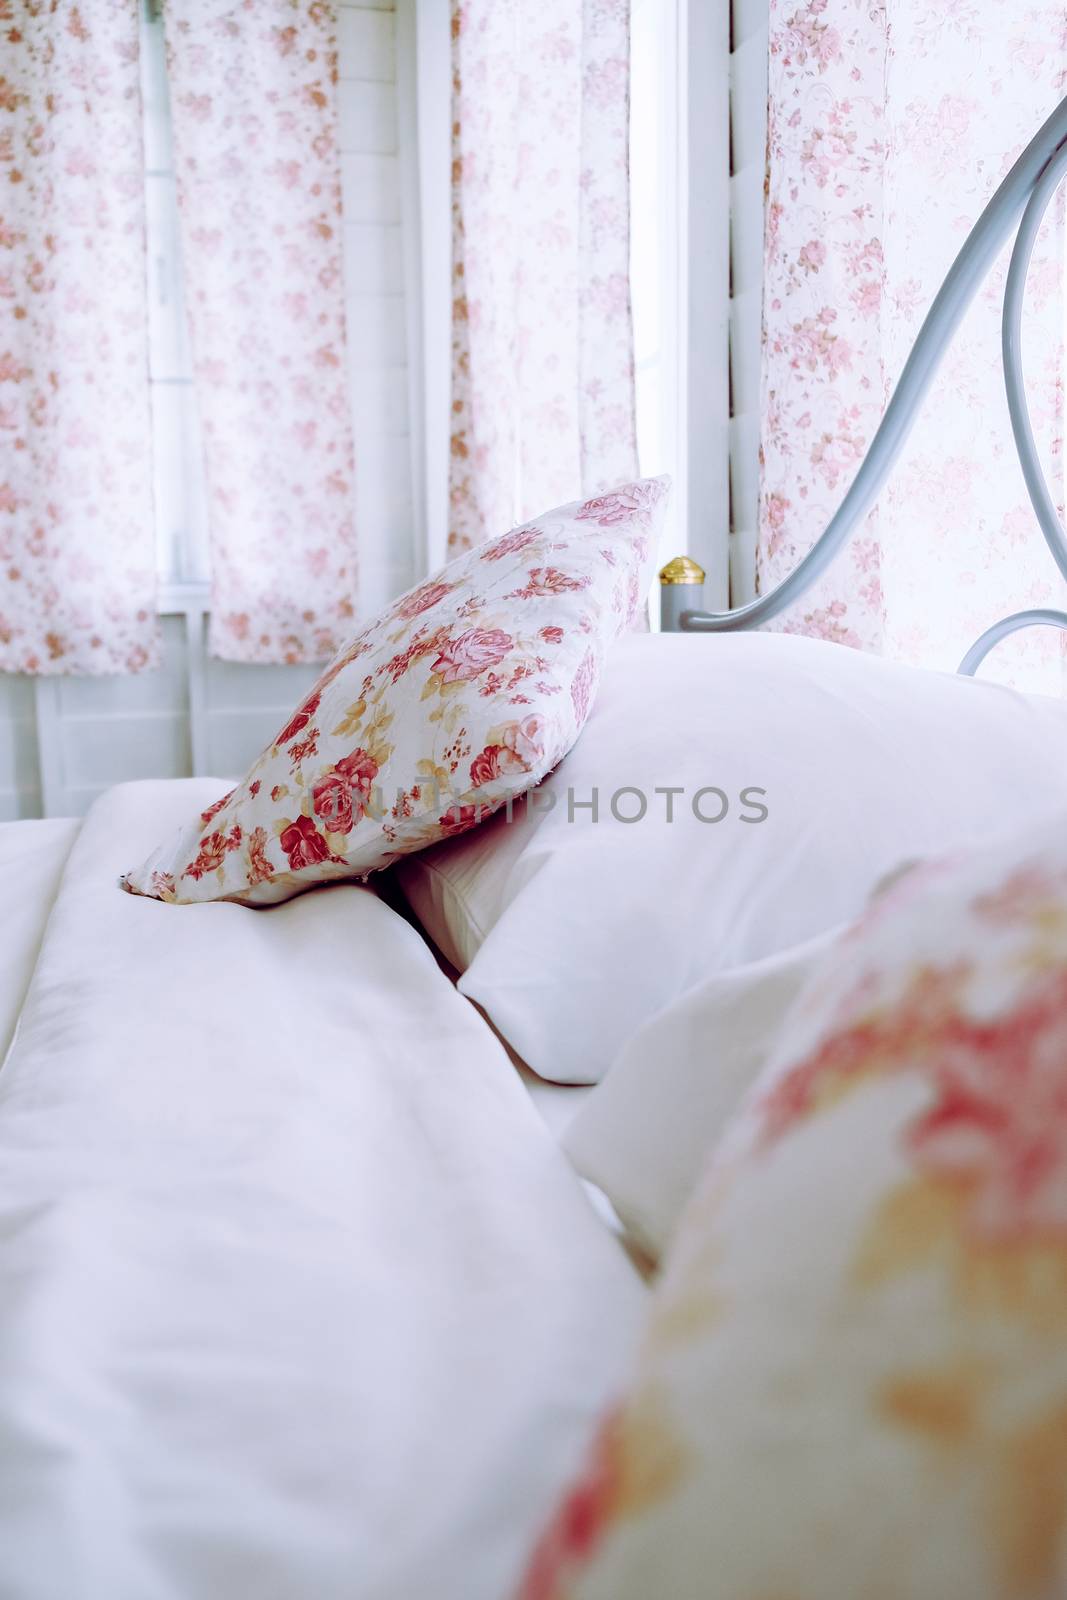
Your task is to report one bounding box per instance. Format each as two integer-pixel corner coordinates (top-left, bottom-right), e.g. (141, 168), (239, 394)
(5, 90), (1067, 1600)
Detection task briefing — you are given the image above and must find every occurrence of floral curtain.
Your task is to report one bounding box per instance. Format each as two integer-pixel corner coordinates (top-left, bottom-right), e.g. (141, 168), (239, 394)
(759, 0), (1067, 692)
(164, 1), (356, 665)
(449, 0), (637, 554)
(0, 1), (157, 675)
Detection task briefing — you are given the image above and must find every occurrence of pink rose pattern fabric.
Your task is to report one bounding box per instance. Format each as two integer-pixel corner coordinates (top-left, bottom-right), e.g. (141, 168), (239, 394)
(163, 1), (357, 665)
(0, 1), (158, 674)
(760, 0), (1067, 693)
(521, 816), (1067, 1599)
(122, 476), (669, 906)
(449, 0), (638, 554)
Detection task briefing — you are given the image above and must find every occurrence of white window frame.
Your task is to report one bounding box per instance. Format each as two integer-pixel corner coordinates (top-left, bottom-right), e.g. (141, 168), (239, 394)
(728, 0), (770, 606)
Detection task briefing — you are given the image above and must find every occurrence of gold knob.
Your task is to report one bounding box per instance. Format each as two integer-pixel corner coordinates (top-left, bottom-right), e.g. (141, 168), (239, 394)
(658, 555), (706, 586)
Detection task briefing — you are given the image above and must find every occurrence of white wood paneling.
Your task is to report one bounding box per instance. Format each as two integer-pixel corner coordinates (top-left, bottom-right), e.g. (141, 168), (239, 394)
(6, 0), (417, 820)
(344, 221), (404, 294)
(729, 0), (770, 606)
(339, 79), (398, 152)
(204, 654), (319, 779)
(685, 0), (732, 610)
(339, 8), (397, 81)
(630, 0), (685, 588)
(407, 0), (451, 573)
(347, 293), (408, 369)
(0, 676), (41, 820)
(341, 152), (404, 224)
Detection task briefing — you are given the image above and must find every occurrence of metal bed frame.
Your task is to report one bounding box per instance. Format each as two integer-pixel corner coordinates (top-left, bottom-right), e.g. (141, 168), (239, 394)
(659, 95), (1067, 677)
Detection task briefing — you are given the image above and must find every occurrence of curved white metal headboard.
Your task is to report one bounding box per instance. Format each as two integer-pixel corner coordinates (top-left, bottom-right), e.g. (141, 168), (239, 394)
(672, 94), (1067, 677)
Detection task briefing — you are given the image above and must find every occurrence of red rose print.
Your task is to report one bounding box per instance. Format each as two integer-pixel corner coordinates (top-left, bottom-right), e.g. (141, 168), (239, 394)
(439, 803), (485, 837)
(516, 1410), (621, 1600)
(575, 480), (663, 528)
(469, 746), (503, 787)
(313, 771), (355, 834)
(481, 524), (542, 562)
(508, 567), (591, 600)
(275, 691), (320, 747)
(288, 728), (319, 770)
(469, 713), (549, 788)
(279, 813), (332, 870)
(200, 787), (235, 826)
(246, 826), (275, 887)
(539, 625), (565, 644)
(381, 624), (451, 685)
(395, 580), (455, 620)
(336, 748), (379, 792)
(312, 747), (379, 835)
(183, 825), (243, 881)
(502, 713), (548, 766)
(431, 627), (513, 684)
(570, 649), (598, 725)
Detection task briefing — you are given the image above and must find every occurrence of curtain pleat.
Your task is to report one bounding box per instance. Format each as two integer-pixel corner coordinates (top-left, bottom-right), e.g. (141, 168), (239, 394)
(0, 1), (157, 675)
(164, 0), (357, 665)
(449, 0), (637, 553)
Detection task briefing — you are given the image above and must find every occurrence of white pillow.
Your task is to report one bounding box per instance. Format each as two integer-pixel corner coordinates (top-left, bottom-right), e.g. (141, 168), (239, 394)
(562, 928), (840, 1261)
(395, 631), (1067, 1084)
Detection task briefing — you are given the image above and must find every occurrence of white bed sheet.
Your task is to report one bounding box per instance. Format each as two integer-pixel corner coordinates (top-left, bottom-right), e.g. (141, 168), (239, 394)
(0, 781), (645, 1600)
(1, 816), (81, 1063)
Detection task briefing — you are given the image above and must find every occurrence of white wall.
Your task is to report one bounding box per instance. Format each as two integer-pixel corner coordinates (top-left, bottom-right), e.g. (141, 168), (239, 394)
(3, 0), (420, 819)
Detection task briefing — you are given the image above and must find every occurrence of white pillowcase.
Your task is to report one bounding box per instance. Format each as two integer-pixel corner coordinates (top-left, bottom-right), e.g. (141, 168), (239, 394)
(395, 631), (1067, 1083)
(562, 928), (840, 1261)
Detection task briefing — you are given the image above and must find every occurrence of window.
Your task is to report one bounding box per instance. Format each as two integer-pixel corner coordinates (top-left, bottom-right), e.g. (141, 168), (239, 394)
(630, 0), (684, 580)
(629, 0), (735, 611)
(139, 0), (211, 593)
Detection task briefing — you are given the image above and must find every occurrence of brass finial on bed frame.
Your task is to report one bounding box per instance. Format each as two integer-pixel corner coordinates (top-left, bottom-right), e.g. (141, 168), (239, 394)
(659, 556), (706, 633)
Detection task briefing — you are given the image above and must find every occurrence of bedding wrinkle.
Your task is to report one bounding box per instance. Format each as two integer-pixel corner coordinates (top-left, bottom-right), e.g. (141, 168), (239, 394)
(0, 781), (644, 1600)
(0, 819), (80, 1080)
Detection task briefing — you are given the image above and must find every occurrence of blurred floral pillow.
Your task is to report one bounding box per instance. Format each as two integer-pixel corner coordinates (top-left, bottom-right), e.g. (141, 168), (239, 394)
(123, 477), (669, 906)
(520, 814), (1067, 1600)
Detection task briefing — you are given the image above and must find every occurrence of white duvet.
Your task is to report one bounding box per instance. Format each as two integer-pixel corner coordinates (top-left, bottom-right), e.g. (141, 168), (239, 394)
(0, 782), (644, 1600)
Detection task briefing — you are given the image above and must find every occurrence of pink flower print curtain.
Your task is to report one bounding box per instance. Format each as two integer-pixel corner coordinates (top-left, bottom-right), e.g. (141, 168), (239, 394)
(0, 2), (157, 675)
(449, 0), (638, 554)
(759, 0), (1067, 693)
(164, 1), (357, 665)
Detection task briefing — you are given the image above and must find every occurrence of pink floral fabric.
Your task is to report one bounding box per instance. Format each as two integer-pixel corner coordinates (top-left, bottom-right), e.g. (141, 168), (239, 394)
(449, 0), (638, 554)
(521, 815), (1067, 1599)
(0, 0), (157, 674)
(164, 1), (357, 665)
(760, 0), (1067, 693)
(123, 476), (669, 905)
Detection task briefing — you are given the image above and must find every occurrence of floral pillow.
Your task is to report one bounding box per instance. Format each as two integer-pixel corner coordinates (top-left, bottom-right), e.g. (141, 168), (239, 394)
(520, 815), (1067, 1600)
(123, 477), (670, 906)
